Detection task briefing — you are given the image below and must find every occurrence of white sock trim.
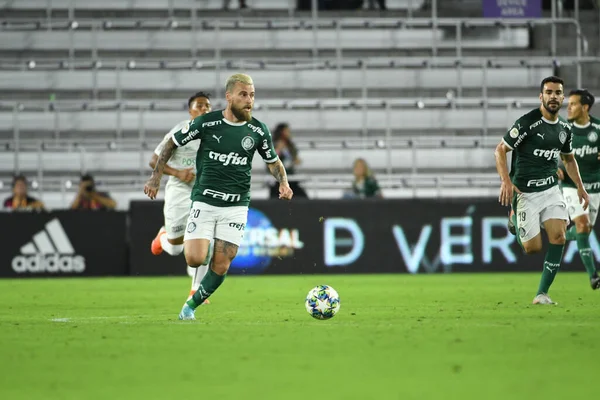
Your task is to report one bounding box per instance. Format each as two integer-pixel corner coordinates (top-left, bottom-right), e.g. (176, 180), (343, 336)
(160, 234), (184, 255)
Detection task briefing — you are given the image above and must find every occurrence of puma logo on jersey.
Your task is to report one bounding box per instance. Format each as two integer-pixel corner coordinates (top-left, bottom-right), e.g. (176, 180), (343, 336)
(212, 135), (222, 143)
(537, 133), (545, 139)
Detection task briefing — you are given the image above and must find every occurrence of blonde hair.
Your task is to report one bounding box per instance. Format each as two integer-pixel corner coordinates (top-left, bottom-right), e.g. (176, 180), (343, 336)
(353, 158), (373, 178)
(225, 73), (254, 93)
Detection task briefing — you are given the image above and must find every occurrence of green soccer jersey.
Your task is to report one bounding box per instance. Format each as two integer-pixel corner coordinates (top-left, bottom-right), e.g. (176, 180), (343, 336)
(503, 108), (573, 193)
(352, 177), (381, 198)
(172, 110), (279, 207)
(561, 119), (600, 193)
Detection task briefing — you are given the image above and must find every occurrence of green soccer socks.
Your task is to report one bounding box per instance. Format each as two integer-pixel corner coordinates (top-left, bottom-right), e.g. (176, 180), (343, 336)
(187, 268), (226, 309)
(537, 243), (564, 295)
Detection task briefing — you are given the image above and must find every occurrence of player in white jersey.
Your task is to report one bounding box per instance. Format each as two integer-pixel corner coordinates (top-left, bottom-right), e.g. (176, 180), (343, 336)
(149, 92), (212, 303)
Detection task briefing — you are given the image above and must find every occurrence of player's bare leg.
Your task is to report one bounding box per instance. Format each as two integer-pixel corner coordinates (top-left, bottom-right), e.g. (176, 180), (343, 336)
(532, 219), (567, 305)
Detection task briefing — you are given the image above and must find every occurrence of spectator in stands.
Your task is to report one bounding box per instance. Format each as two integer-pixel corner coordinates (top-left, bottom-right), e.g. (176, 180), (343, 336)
(346, 158), (382, 199)
(223, 0), (248, 9)
(2, 175), (45, 211)
(268, 123), (308, 199)
(70, 174), (116, 210)
(366, 0), (386, 10)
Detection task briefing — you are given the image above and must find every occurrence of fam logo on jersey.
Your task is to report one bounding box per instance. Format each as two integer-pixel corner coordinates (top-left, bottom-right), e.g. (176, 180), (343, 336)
(241, 136), (255, 151)
(559, 131), (567, 144)
(11, 218), (86, 274)
(588, 131), (598, 143)
(509, 127), (519, 138)
(230, 208), (304, 274)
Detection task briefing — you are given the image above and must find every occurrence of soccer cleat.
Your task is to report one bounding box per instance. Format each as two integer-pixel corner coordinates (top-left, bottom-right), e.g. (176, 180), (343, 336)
(591, 275), (600, 290)
(507, 210), (516, 236)
(532, 293), (557, 305)
(178, 303), (196, 320)
(150, 227), (166, 255)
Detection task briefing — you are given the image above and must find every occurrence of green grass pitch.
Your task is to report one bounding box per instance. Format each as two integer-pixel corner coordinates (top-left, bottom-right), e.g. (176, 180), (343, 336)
(0, 273), (598, 400)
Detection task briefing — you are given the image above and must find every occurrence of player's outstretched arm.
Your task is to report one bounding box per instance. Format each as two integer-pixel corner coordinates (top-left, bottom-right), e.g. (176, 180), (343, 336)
(267, 159), (293, 200)
(144, 139), (176, 199)
(149, 154), (195, 183)
(494, 141), (515, 207)
(562, 153), (590, 210)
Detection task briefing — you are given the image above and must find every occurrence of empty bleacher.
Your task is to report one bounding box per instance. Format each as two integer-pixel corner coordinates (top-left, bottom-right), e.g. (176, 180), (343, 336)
(0, 0), (597, 208)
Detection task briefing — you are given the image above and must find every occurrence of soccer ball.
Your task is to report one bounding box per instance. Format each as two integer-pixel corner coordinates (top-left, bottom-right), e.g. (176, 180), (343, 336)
(305, 285), (340, 320)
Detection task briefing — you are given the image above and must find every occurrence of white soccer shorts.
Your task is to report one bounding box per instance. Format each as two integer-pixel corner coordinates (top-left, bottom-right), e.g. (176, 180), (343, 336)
(562, 187), (600, 225)
(514, 185), (568, 242)
(183, 201), (248, 246)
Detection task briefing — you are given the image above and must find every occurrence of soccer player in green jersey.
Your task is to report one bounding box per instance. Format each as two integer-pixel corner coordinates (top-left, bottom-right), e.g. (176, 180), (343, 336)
(144, 73), (294, 320)
(557, 89), (600, 289)
(495, 76), (590, 305)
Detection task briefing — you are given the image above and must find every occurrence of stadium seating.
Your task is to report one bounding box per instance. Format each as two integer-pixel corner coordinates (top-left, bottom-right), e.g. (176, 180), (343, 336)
(0, 66), (551, 93)
(0, 100), (540, 139)
(0, 25), (529, 52)
(0, 0), (588, 206)
(0, 0), (424, 13)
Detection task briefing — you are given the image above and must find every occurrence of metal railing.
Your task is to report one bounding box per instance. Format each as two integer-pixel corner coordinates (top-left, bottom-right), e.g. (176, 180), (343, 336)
(0, 16), (581, 60)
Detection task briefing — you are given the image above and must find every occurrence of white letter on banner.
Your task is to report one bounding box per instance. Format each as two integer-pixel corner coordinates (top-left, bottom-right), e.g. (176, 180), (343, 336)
(481, 217), (516, 263)
(440, 217), (473, 265)
(324, 218), (364, 266)
(392, 224), (432, 274)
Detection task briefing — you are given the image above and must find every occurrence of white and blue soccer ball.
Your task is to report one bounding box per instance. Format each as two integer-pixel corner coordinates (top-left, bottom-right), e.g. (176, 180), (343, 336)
(305, 285), (340, 320)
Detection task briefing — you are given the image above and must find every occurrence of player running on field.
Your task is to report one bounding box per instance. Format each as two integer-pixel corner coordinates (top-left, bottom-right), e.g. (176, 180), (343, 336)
(149, 92), (213, 304)
(557, 89), (600, 289)
(495, 76), (589, 305)
(144, 73), (294, 320)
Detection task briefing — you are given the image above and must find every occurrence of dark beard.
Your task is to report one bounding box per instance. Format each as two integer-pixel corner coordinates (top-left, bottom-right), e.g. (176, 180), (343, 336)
(231, 105), (252, 122)
(543, 101), (560, 115)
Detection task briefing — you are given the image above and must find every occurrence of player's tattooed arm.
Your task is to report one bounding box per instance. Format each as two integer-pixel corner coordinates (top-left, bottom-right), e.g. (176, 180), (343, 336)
(267, 159), (294, 200)
(149, 154), (195, 183)
(144, 139), (176, 199)
(267, 159), (288, 185)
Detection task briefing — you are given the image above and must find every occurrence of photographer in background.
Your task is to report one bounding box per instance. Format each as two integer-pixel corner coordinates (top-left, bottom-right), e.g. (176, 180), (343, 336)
(3, 174), (45, 211)
(70, 174), (116, 210)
